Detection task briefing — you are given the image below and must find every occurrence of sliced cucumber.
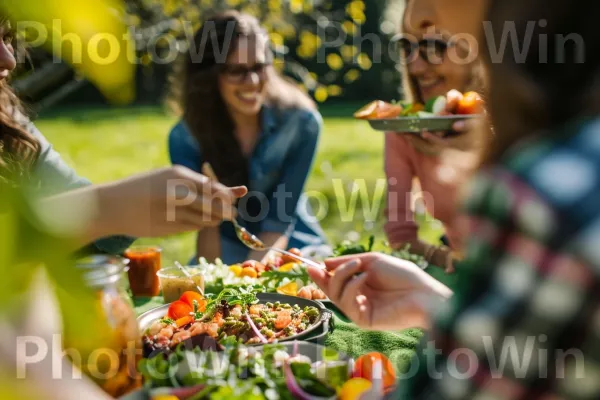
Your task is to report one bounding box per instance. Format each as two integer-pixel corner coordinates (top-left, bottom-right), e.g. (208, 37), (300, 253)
(416, 111), (435, 118)
(425, 96), (447, 114)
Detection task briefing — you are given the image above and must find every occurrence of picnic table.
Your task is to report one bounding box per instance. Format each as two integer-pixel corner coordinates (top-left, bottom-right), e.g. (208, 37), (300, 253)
(133, 296), (424, 376)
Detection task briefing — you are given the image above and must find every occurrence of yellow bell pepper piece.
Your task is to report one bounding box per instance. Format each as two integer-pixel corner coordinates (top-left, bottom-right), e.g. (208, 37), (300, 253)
(229, 264), (243, 277)
(276, 281), (298, 296)
(278, 262), (298, 272)
(338, 378), (372, 400)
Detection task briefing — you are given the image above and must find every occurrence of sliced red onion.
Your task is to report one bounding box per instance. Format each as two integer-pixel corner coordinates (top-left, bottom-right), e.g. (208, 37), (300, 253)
(245, 312), (268, 344)
(283, 361), (336, 400)
(293, 340), (298, 357)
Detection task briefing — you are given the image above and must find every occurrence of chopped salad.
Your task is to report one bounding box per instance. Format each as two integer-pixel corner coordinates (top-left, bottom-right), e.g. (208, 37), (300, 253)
(142, 287), (321, 354)
(186, 251), (327, 301)
(139, 343), (396, 400)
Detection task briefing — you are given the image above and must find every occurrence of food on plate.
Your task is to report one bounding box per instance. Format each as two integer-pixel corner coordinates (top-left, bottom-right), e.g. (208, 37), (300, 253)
(276, 281), (298, 296)
(278, 262), (298, 272)
(332, 235), (375, 256)
(354, 352), (397, 393)
(228, 264), (243, 276)
(157, 267), (204, 303)
(138, 343), (386, 400)
(456, 90), (485, 115)
(167, 300), (193, 320)
(142, 287), (321, 353)
(193, 255), (329, 301)
(339, 378), (373, 400)
(280, 247), (303, 264)
(297, 286), (312, 299)
(312, 287), (327, 300)
(354, 90), (483, 120)
(240, 266), (259, 278)
(178, 291), (206, 310)
(353, 100), (403, 120)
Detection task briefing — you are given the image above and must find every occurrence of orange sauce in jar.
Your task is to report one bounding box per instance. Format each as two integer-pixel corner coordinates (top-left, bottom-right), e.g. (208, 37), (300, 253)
(71, 255), (142, 398)
(124, 246), (162, 297)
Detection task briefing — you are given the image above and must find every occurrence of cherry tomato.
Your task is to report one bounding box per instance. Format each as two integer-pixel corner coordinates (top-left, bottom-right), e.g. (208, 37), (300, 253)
(242, 260), (258, 269)
(353, 352), (397, 392)
(281, 248), (302, 264)
(167, 300), (193, 320)
(179, 291), (206, 311)
(456, 91), (484, 115)
(241, 260), (266, 275)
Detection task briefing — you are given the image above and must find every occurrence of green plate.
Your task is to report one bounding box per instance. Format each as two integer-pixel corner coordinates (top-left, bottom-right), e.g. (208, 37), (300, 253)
(368, 114), (480, 133)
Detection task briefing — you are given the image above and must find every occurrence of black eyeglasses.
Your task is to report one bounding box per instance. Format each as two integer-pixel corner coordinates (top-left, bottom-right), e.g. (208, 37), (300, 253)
(219, 63), (271, 83)
(395, 37), (455, 65)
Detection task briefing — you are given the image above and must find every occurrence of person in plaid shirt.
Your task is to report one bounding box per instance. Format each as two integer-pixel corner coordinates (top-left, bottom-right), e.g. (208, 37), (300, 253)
(309, 0), (600, 398)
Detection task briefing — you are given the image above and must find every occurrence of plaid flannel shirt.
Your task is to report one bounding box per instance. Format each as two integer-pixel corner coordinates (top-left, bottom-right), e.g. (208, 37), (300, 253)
(397, 118), (600, 399)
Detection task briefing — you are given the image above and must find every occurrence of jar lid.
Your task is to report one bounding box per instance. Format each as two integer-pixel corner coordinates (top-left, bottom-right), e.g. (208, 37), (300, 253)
(76, 255), (129, 288)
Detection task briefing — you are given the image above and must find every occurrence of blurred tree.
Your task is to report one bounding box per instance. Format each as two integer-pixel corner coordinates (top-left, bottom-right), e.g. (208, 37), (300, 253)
(1, 0), (136, 105)
(126, 0), (402, 103)
(6, 0), (406, 109)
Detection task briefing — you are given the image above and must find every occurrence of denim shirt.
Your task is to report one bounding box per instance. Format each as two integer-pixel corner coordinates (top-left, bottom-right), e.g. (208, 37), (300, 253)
(28, 123), (135, 255)
(168, 106), (326, 263)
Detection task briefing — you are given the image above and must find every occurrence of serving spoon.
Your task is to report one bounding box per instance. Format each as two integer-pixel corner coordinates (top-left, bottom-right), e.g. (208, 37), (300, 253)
(232, 219), (329, 271)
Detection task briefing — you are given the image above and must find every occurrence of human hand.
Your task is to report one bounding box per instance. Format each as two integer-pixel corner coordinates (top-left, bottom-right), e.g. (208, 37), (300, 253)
(408, 89), (484, 153)
(94, 166), (247, 238)
(308, 253), (452, 331)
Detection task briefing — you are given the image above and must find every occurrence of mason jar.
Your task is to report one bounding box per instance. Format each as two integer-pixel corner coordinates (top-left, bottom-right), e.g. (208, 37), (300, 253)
(75, 255), (142, 397)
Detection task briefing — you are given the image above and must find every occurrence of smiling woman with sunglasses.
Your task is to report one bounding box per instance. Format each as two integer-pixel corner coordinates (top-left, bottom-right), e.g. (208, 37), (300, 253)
(168, 11), (326, 265)
(383, 0), (489, 273)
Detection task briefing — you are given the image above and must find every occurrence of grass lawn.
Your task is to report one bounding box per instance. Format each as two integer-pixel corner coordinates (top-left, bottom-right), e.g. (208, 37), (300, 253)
(36, 105), (444, 269)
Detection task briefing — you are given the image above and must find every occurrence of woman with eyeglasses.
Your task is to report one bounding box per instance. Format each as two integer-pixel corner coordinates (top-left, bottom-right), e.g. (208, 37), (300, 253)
(168, 11), (326, 265)
(384, 0), (488, 273)
(312, 0), (600, 396)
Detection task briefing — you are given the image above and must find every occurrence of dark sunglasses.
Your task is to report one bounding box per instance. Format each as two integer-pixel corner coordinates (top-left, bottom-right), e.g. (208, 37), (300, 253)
(219, 63), (270, 83)
(395, 37), (455, 65)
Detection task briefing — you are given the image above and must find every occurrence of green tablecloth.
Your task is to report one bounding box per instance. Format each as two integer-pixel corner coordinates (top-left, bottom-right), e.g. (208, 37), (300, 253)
(133, 297), (424, 374)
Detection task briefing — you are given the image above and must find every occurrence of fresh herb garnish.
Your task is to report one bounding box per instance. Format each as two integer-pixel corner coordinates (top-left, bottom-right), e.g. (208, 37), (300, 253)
(159, 317), (175, 325)
(332, 234), (375, 256)
(332, 235), (429, 268)
(203, 286), (264, 317)
(192, 299), (204, 320)
(391, 244), (428, 268)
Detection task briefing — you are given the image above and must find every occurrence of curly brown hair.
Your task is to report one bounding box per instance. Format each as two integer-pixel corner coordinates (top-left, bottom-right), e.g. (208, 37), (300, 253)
(0, 19), (39, 182)
(168, 10), (315, 188)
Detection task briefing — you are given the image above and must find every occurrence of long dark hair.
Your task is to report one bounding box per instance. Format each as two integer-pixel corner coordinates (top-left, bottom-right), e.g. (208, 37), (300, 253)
(169, 10), (315, 188)
(483, 0), (600, 163)
(0, 19), (39, 183)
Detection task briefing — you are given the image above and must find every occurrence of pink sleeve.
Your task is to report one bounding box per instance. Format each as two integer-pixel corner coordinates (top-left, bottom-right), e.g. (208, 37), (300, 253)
(384, 133), (419, 245)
